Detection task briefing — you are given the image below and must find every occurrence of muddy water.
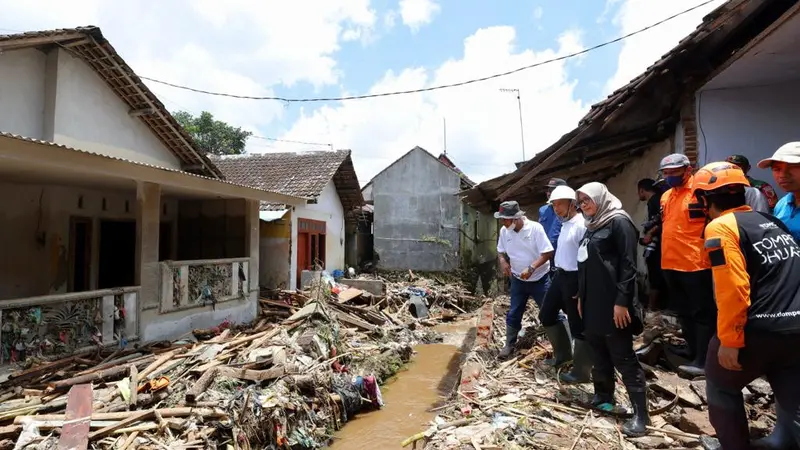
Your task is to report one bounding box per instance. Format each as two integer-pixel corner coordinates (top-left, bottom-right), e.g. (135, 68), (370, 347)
(328, 321), (474, 449)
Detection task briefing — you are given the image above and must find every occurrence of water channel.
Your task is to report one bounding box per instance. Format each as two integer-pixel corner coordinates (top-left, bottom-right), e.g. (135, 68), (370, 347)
(327, 320), (476, 449)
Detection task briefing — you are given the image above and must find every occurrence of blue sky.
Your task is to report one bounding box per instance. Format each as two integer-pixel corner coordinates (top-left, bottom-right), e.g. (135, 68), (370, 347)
(0, 0), (724, 183)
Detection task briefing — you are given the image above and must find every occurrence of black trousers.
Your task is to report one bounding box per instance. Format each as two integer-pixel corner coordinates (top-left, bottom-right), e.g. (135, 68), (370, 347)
(706, 334), (800, 450)
(539, 269), (583, 339)
(586, 328), (647, 392)
(662, 269), (716, 326)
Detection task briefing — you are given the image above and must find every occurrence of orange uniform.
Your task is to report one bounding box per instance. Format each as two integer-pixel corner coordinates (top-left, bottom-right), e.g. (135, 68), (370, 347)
(660, 176), (711, 272)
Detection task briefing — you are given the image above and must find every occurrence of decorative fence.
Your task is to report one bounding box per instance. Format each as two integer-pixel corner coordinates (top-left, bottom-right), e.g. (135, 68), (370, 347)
(0, 287), (139, 364)
(159, 258), (250, 312)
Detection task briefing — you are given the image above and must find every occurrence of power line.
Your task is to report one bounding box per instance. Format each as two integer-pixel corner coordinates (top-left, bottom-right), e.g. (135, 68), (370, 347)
(137, 0), (716, 103)
(249, 135), (332, 148)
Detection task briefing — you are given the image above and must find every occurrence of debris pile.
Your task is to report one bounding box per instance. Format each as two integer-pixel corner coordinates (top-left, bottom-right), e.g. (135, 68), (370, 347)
(414, 301), (778, 449)
(0, 281), (464, 449)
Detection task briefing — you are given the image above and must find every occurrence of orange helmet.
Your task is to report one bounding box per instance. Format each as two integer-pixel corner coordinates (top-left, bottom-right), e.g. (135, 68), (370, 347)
(693, 161), (750, 196)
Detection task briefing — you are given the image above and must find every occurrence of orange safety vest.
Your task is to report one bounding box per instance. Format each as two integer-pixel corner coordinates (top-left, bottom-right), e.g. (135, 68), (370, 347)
(660, 176), (711, 272)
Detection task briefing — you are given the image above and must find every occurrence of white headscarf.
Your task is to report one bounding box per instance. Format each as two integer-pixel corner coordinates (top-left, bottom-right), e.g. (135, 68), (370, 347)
(577, 182), (634, 231)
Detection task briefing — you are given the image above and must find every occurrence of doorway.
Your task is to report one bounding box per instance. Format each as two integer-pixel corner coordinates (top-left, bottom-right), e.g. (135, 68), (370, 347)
(296, 218), (326, 288)
(69, 217), (92, 292)
(98, 220), (136, 289)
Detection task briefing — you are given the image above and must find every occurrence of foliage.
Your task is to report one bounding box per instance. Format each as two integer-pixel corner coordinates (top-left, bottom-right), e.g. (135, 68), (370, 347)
(173, 110), (252, 155)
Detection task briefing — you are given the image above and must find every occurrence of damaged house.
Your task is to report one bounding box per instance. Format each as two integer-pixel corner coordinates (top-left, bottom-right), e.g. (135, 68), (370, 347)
(461, 0), (800, 291)
(0, 27), (307, 362)
(362, 146), (498, 273)
(213, 150), (364, 290)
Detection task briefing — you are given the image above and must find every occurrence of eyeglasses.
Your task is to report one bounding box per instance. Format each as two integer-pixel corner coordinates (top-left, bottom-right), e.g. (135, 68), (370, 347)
(577, 197), (591, 206)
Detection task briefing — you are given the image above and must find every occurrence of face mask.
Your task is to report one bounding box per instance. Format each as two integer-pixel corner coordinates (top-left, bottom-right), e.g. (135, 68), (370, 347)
(665, 175), (685, 188)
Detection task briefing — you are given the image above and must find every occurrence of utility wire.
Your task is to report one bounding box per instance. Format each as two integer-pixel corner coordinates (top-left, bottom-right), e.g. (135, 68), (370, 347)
(250, 135), (332, 148)
(137, 0), (716, 103)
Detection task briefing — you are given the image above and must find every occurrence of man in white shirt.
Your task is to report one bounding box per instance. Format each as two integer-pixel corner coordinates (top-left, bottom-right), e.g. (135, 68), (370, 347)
(496, 201), (555, 358)
(538, 186), (593, 383)
(744, 185), (769, 213)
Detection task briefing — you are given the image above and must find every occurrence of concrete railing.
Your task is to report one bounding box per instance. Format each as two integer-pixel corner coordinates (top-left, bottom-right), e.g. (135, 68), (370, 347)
(0, 287), (139, 364)
(159, 258), (250, 313)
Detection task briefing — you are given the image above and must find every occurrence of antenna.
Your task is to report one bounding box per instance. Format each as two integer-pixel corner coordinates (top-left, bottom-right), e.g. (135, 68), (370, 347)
(443, 117), (447, 155)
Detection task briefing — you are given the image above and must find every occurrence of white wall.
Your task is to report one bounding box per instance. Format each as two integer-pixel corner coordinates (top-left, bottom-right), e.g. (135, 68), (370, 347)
(0, 181), (177, 300)
(0, 49), (47, 138)
(697, 81), (800, 197)
(52, 50), (183, 169)
(289, 180), (345, 289)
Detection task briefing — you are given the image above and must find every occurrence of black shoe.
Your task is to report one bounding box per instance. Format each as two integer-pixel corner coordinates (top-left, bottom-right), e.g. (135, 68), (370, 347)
(676, 316), (697, 360)
(499, 326), (520, 359)
(621, 390), (650, 437)
(679, 323), (714, 377)
(751, 403), (800, 450)
(591, 378), (616, 407)
(560, 339), (592, 384)
(543, 323), (573, 368)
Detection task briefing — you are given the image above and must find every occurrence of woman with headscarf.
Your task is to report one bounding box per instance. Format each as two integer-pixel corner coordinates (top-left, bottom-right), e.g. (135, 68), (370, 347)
(575, 182), (649, 437)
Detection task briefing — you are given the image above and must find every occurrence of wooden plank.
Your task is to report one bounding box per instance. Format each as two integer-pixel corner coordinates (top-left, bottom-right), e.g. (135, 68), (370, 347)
(337, 288), (363, 303)
(217, 365), (292, 382)
(57, 384), (93, 450)
(87, 409), (153, 441)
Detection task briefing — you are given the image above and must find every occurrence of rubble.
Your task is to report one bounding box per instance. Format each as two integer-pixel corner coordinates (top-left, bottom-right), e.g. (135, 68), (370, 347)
(413, 299), (779, 450)
(0, 271), (482, 450)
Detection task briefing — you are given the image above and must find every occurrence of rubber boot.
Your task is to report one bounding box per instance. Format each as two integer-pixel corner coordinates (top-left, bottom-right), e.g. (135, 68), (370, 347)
(560, 339), (592, 384)
(679, 323), (713, 377)
(591, 377), (616, 410)
(621, 390), (650, 437)
(499, 326), (520, 359)
(752, 402), (800, 450)
(543, 323), (573, 368)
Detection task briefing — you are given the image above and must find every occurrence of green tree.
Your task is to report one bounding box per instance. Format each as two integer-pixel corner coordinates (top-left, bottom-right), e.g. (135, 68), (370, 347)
(173, 110), (252, 155)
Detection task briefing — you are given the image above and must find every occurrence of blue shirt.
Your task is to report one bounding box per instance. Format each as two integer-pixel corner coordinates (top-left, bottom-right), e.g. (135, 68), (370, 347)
(538, 203), (562, 251)
(774, 193), (800, 242)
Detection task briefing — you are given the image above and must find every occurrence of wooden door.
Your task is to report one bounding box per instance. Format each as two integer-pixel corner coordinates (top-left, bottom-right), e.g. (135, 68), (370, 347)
(297, 232), (310, 288)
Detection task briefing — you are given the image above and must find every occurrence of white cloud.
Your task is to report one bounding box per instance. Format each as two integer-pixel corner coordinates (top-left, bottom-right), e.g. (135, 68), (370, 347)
(603, 0), (727, 94)
(398, 0), (441, 32)
(533, 6), (544, 21)
(270, 27), (589, 184)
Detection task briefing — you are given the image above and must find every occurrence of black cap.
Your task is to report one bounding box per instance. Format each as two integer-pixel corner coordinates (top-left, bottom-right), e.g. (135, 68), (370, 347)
(494, 201), (525, 219)
(546, 178), (567, 189)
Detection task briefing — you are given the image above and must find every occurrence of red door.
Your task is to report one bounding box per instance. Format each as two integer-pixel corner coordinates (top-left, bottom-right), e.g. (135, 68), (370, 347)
(297, 232), (309, 288)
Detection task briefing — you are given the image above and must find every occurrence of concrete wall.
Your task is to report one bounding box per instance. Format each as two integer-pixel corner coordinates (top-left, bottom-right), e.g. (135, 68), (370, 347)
(460, 203), (499, 267)
(0, 47), (182, 169)
(288, 180), (345, 289)
(372, 148), (461, 271)
(696, 81), (800, 197)
(0, 181), (177, 300)
(0, 49), (47, 139)
(260, 212), (291, 290)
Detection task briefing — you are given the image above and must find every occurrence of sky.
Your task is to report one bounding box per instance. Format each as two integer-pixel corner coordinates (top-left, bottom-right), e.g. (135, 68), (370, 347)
(0, 0), (725, 185)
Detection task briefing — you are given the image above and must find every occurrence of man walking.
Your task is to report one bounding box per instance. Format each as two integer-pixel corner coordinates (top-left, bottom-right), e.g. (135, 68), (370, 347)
(659, 153), (716, 376)
(496, 201), (554, 358)
(692, 162), (800, 450)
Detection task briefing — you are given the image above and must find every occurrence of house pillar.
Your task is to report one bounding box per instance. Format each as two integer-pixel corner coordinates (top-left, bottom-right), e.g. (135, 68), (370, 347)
(136, 182), (161, 310)
(245, 199), (260, 305)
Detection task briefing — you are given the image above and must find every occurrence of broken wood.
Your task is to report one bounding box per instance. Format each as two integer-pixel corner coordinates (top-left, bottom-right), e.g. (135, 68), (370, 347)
(87, 409), (153, 441)
(46, 358), (155, 394)
(217, 365), (295, 382)
(129, 365), (138, 407)
(185, 367), (218, 403)
(18, 407), (228, 424)
(56, 384), (93, 450)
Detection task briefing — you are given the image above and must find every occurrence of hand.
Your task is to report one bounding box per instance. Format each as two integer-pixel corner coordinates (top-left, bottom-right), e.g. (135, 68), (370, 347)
(520, 266), (533, 280)
(575, 296), (582, 318)
(718, 346), (742, 371)
(500, 261), (511, 277)
(613, 305), (631, 329)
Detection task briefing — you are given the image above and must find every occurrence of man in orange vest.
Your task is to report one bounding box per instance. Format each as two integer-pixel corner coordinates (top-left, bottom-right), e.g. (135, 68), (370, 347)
(692, 162), (800, 450)
(659, 153), (716, 376)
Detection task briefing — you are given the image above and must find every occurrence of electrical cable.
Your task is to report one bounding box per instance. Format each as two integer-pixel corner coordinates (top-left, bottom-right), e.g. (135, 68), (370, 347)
(137, 0), (717, 103)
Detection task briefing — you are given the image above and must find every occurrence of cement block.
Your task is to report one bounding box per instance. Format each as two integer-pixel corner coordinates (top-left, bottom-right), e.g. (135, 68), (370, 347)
(340, 278), (385, 296)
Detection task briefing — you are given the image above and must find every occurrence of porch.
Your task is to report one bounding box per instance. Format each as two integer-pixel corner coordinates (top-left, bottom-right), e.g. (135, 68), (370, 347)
(0, 133), (305, 363)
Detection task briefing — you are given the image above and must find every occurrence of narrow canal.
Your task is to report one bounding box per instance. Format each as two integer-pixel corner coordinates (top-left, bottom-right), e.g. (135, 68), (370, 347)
(328, 320), (476, 449)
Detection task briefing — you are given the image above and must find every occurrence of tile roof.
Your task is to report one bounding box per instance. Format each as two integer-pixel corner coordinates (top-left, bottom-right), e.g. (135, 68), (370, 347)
(212, 150), (365, 215)
(0, 26), (222, 178)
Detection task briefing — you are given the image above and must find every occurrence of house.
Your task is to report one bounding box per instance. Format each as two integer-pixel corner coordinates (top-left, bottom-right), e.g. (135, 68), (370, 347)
(213, 150), (364, 290)
(461, 0), (800, 291)
(462, 0), (799, 221)
(0, 27), (307, 362)
(363, 146), (498, 273)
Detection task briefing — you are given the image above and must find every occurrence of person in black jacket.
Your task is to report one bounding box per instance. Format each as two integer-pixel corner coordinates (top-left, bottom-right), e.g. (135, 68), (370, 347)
(575, 182), (649, 437)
